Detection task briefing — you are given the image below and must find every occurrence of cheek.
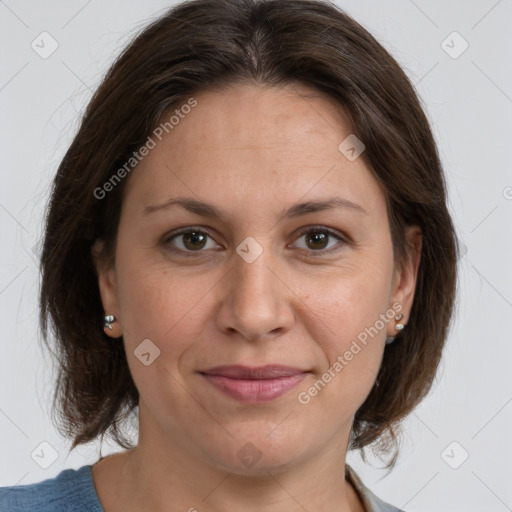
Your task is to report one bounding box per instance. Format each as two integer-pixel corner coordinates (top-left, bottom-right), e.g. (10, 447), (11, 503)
(118, 264), (212, 340)
(301, 252), (393, 348)
(298, 257), (394, 406)
(113, 248), (202, 353)
(115, 262), (216, 413)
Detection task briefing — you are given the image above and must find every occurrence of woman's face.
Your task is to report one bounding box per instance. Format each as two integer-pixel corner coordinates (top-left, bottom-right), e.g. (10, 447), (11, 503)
(96, 83), (420, 474)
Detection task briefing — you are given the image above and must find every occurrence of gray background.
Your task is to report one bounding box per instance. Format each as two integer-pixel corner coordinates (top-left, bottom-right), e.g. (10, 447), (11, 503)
(1, 1), (511, 510)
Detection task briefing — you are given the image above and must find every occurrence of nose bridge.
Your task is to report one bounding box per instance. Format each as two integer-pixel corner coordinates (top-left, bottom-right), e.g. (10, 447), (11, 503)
(234, 250), (275, 304)
(233, 243), (278, 311)
(233, 234), (276, 290)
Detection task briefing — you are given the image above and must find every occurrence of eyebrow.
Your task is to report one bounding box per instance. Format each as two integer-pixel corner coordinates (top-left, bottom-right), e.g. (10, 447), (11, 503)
(143, 196), (368, 221)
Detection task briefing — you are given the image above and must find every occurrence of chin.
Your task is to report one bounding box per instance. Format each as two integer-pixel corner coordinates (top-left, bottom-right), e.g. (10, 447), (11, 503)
(202, 427), (313, 477)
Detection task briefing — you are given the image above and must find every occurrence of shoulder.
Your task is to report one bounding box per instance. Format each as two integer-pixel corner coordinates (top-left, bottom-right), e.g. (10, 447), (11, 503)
(346, 464), (406, 512)
(0, 465), (104, 512)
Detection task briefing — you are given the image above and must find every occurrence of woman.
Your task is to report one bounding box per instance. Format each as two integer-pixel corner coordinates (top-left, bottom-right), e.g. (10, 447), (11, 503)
(0, 0), (457, 510)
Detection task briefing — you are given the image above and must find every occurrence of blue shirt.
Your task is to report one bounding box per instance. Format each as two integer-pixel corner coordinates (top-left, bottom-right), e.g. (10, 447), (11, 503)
(0, 464), (404, 511)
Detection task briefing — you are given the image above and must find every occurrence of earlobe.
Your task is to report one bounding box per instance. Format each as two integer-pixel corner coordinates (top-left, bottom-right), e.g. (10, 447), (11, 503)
(388, 226), (422, 334)
(91, 240), (122, 338)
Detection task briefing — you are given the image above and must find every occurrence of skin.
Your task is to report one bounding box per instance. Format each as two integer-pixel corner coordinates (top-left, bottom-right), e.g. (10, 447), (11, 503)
(92, 82), (421, 512)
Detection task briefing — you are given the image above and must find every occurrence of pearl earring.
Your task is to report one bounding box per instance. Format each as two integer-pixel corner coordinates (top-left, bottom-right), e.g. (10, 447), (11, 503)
(395, 313), (405, 332)
(103, 314), (116, 330)
(385, 313), (407, 345)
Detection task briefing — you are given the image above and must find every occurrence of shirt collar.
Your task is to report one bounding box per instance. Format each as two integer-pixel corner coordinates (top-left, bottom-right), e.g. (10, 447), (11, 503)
(345, 464), (403, 512)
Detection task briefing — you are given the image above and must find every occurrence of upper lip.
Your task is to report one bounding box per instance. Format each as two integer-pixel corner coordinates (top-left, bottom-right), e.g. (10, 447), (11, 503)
(200, 365), (308, 380)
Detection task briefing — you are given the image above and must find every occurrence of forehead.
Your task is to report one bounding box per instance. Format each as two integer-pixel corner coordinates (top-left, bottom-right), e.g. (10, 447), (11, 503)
(123, 83), (386, 219)
(160, 83), (352, 161)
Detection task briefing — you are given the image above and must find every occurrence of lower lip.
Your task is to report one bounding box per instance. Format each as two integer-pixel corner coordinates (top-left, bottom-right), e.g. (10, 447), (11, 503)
(201, 373), (308, 403)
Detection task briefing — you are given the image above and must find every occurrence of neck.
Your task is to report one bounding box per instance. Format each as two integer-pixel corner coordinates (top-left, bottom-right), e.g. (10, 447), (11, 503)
(92, 407), (365, 512)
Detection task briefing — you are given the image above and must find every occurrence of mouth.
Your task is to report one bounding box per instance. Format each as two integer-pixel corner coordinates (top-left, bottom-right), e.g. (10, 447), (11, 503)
(199, 365), (310, 403)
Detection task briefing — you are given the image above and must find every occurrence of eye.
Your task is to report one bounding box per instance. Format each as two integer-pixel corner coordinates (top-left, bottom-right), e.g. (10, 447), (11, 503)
(163, 226), (348, 257)
(163, 228), (220, 254)
(290, 226), (346, 255)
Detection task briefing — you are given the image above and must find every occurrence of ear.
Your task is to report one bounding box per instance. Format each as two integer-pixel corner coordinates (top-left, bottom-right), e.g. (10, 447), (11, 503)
(91, 240), (122, 338)
(388, 225), (422, 335)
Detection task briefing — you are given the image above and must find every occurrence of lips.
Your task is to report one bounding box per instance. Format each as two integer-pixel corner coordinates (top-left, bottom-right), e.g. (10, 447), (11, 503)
(201, 365), (306, 379)
(199, 365), (309, 403)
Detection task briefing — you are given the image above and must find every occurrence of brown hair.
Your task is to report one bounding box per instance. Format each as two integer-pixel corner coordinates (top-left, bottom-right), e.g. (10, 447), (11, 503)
(40, 0), (458, 466)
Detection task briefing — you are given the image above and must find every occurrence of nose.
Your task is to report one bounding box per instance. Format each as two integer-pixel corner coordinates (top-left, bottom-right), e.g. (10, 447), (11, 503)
(216, 245), (295, 342)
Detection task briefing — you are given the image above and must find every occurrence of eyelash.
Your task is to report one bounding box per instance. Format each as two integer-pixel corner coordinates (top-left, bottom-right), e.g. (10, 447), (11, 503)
(162, 225), (349, 258)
